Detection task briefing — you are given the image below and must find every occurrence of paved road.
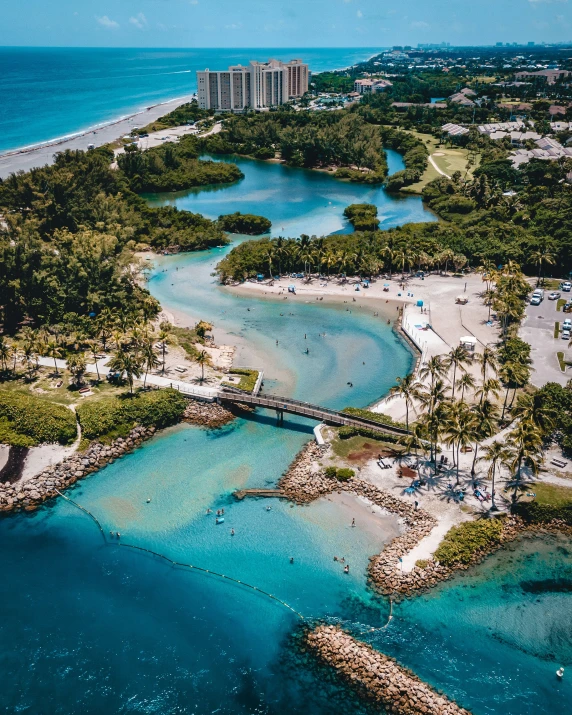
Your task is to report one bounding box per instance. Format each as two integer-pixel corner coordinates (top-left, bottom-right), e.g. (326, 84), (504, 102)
(520, 297), (571, 386)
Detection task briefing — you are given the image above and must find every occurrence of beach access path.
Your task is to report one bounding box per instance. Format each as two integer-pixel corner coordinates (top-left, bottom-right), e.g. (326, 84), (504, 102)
(36, 356), (218, 400)
(0, 95), (195, 179)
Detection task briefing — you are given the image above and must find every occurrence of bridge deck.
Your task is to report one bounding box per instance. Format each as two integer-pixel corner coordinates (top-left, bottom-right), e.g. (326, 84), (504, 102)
(234, 489), (286, 500)
(218, 391), (409, 438)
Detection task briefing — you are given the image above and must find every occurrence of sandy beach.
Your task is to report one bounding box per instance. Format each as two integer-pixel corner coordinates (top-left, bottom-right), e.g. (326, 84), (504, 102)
(0, 94), (195, 179)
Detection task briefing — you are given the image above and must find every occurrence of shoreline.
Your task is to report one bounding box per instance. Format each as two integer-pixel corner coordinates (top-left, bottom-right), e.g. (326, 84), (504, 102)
(0, 94), (195, 179)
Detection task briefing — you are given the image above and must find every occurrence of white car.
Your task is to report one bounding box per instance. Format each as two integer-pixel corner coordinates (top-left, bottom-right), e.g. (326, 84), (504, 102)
(562, 329), (571, 340)
(563, 282), (572, 292)
(530, 295), (542, 306)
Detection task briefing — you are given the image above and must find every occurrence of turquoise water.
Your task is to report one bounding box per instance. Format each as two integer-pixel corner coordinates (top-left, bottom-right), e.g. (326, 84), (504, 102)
(146, 150), (435, 238)
(0, 47), (381, 154)
(1, 157), (571, 713)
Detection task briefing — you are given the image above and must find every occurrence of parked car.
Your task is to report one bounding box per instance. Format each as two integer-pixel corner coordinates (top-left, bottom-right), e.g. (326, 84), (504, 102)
(564, 303), (572, 313)
(563, 282), (572, 292)
(530, 295), (542, 306)
(563, 318), (572, 330)
(562, 329), (571, 340)
(548, 291), (561, 300)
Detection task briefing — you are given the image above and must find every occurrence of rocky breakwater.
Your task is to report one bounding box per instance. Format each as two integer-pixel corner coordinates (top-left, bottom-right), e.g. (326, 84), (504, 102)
(305, 625), (471, 715)
(278, 442), (332, 503)
(183, 399), (236, 428)
(0, 426), (155, 514)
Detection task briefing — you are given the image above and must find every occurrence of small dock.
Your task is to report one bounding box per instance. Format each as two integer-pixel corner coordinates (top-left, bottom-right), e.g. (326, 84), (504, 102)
(233, 488), (286, 500)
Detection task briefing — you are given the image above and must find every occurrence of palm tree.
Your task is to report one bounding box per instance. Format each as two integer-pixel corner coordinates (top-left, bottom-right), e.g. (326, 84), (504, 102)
(419, 355), (448, 390)
(19, 329), (37, 380)
(67, 352), (87, 387)
(456, 372), (476, 403)
(470, 399), (499, 477)
(140, 338), (160, 388)
(510, 392), (555, 434)
(108, 349), (142, 394)
(417, 378), (450, 466)
(477, 345), (498, 385)
(0, 337), (12, 372)
(444, 346), (470, 399)
(87, 339), (102, 382)
(157, 323), (176, 374)
(196, 350), (209, 383)
(505, 421), (543, 502)
(444, 402), (476, 485)
(475, 377), (502, 405)
(529, 245), (556, 287)
(499, 360), (530, 421)
(45, 339), (63, 376)
(389, 373), (421, 431)
(380, 245), (394, 278)
(479, 440), (510, 511)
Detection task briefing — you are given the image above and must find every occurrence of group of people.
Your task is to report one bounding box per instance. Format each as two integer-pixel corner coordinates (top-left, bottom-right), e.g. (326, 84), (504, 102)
(333, 555), (350, 574)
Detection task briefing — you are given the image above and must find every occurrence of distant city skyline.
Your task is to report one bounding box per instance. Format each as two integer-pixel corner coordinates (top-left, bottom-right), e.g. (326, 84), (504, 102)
(2, 0), (572, 49)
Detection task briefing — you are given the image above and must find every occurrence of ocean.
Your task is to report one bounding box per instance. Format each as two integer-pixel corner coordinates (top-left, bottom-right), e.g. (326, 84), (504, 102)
(0, 46), (380, 154)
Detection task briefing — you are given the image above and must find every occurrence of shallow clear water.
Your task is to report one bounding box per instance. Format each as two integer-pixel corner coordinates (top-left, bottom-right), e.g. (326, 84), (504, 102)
(145, 150), (435, 238)
(1, 158), (571, 714)
(0, 47), (380, 153)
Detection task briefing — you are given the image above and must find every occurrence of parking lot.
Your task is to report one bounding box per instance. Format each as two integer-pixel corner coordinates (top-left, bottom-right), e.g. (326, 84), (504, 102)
(520, 289), (572, 387)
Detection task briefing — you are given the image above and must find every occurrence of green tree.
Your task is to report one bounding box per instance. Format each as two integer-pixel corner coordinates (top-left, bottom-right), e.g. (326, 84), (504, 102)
(389, 373), (421, 431)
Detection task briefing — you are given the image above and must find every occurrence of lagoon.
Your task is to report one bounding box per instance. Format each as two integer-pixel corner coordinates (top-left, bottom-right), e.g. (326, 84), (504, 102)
(145, 150), (436, 238)
(0, 154), (571, 715)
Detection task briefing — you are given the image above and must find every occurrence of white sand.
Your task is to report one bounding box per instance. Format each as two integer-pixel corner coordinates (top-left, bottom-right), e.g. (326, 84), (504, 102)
(0, 95), (196, 178)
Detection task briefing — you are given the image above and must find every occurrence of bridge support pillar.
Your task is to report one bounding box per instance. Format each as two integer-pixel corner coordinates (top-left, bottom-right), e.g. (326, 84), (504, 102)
(276, 409), (284, 425)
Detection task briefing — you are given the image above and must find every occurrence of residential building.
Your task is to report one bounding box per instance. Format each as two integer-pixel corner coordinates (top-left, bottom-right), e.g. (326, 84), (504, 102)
(353, 78), (393, 94)
(514, 69), (570, 85)
(197, 59), (309, 111)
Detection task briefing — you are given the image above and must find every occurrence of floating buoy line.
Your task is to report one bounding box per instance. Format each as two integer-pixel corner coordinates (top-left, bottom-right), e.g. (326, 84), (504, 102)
(56, 490), (304, 620)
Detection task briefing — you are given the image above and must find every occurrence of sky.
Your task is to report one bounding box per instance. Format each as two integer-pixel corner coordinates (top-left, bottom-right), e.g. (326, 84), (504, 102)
(2, 0), (572, 48)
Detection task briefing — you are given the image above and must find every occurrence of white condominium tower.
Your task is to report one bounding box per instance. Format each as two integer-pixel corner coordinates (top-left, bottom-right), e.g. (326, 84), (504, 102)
(197, 59), (309, 111)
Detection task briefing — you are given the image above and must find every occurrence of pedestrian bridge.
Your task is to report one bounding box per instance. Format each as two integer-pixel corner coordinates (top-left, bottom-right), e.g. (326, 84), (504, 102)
(218, 391), (410, 438)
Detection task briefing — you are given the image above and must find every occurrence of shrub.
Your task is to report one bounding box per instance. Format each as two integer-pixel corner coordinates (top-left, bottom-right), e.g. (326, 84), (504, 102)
(336, 467), (355, 481)
(415, 559), (429, 569)
(218, 212), (272, 235)
(324, 466), (338, 478)
(341, 407), (404, 429)
(221, 368), (258, 393)
(77, 388), (186, 441)
(338, 425), (401, 443)
(0, 391), (77, 446)
(512, 501), (572, 526)
(434, 518), (505, 567)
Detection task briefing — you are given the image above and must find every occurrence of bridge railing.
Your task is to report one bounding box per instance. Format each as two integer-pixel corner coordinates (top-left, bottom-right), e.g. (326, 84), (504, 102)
(219, 390), (409, 436)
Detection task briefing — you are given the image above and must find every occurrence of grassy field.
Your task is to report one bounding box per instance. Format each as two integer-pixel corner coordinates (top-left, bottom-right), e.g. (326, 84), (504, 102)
(330, 433), (403, 461)
(0, 369), (129, 406)
(532, 481), (572, 506)
(400, 130), (479, 194)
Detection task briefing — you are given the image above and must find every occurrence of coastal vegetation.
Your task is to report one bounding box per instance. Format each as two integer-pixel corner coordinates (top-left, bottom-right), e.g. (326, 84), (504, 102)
(343, 204), (379, 231)
(118, 137), (243, 192)
(217, 212), (271, 235)
(0, 390), (77, 447)
(221, 368), (259, 393)
(433, 518), (505, 567)
(132, 100), (212, 134)
(77, 389), (187, 442)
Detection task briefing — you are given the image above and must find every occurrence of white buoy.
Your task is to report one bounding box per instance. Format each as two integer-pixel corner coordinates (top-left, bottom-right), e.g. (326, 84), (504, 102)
(557, 667), (564, 679)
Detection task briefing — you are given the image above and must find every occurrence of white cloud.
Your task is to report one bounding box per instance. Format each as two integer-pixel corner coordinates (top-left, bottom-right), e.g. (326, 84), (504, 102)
(129, 13), (147, 30)
(225, 22), (243, 30)
(357, 9), (363, 18)
(529, 0), (567, 4)
(189, 0), (199, 4)
(411, 20), (430, 28)
(97, 15), (119, 29)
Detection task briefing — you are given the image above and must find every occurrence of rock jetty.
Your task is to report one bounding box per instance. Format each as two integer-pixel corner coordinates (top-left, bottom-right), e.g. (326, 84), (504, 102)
(183, 399), (236, 428)
(305, 625), (471, 715)
(0, 426), (155, 514)
(278, 445), (528, 596)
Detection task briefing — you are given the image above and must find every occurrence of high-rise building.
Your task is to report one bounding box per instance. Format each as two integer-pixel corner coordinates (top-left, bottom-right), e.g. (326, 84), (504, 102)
(197, 59), (309, 111)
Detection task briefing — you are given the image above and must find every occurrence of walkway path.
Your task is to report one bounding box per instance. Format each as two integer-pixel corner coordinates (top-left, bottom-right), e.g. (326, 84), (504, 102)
(428, 154), (451, 179)
(36, 356), (218, 399)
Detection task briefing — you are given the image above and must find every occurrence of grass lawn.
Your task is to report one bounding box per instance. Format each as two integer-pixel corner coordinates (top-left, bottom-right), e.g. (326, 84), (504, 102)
(400, 130), (479, 194)
(533, 481), (572, 506)
(0, 369), (130, 406)
(330, 433), (403, 461)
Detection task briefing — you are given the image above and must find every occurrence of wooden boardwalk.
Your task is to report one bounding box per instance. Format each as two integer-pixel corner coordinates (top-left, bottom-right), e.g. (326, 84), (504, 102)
(233, 488), (286, 500)
(218, 391), (409, 438)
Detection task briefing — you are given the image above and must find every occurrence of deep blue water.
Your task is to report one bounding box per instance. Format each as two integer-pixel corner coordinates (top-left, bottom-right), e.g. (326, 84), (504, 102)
(0, 47), (380, 153)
